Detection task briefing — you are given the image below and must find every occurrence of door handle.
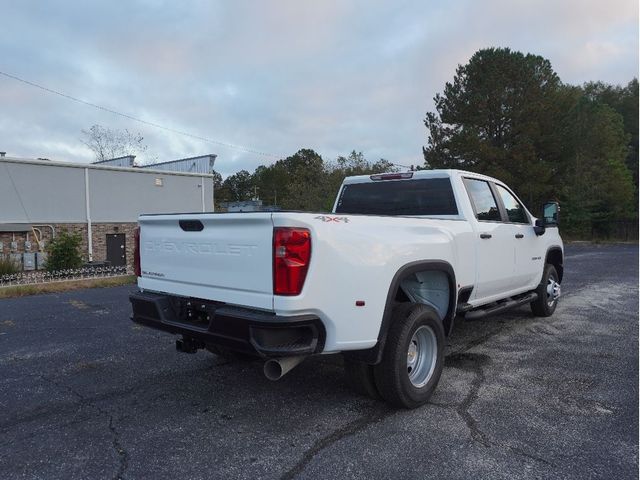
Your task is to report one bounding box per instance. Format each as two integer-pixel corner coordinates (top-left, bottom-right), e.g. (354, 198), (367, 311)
(515, 233), (524, 239)
(480, 233), (492, 239)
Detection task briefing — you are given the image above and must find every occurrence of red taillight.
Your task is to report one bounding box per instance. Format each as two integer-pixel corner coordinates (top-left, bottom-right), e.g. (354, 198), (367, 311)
(133, 226), (141, 277)
(273, 227), (311, 296)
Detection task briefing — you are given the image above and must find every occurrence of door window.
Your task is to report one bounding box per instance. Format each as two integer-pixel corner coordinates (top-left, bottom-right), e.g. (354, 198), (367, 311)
(495, 185), (528, 224)
(463, 179), (501, 221)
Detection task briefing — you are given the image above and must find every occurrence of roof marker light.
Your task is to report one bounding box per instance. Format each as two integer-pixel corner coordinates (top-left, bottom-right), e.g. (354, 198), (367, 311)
(369, 172), (414, 181)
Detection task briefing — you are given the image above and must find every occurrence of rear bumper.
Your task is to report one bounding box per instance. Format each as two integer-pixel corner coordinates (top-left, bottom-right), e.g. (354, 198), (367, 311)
(129, 290), (325, 357)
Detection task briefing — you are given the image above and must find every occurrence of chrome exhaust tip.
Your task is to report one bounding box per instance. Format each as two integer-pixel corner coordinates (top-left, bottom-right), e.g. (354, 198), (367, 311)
(263, 356), (307, 381)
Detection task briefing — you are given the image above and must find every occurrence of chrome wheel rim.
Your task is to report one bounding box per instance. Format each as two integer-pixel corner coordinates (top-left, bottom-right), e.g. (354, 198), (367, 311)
(407, 325), (438, 388)
(546, 275), (561, 307)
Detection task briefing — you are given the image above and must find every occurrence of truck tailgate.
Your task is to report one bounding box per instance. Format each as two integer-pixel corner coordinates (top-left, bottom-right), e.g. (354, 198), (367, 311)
(137, 213), (274, 310)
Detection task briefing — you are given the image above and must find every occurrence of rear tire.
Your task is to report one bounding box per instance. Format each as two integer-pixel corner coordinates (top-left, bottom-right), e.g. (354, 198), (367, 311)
(373, 304), (445, 408)
(343, 303), (415, 400)
(530, 264), (560, 317)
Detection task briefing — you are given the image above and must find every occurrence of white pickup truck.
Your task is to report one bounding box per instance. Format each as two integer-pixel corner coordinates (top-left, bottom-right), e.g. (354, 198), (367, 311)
(130, 169), (563, 408)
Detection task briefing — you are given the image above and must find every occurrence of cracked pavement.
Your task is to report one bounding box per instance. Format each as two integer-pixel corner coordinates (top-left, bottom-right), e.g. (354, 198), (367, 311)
(0, 243), (637, 479)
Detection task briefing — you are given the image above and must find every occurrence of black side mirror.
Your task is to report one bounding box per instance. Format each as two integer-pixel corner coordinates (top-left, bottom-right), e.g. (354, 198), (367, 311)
(542, 202), (560, 226)
(534, 219), (546, 236)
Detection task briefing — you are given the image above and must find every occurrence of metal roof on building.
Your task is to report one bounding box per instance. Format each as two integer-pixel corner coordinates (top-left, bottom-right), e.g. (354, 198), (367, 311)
(140, 154), (217, 174)
(91, 155), (136, 167)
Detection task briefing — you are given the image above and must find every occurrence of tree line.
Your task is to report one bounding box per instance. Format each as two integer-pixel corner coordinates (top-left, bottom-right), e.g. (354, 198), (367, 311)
(215, 47), (637, 239)
(423, 47), (637, 239)
(214, 150), (397, 212)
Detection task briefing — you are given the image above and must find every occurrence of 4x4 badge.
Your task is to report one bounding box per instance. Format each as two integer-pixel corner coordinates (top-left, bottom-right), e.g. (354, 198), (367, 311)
(314, 215), (350, 223)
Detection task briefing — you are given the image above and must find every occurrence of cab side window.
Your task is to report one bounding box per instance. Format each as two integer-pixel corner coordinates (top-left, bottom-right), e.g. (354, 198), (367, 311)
(495, 185), (528, 224)
(463, 178), (501, 222)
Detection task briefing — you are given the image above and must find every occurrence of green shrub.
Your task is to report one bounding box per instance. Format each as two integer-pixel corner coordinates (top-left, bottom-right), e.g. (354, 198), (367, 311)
(46, 230), (84, 272)
(0, 257), (19, 276)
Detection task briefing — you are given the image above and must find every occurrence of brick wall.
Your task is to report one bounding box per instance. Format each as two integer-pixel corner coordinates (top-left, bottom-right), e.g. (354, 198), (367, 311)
(90, 223), (138, 266)
(0, 222), (138, 267)
(0, 231), (31, 256)
(0, 225), (85, 257)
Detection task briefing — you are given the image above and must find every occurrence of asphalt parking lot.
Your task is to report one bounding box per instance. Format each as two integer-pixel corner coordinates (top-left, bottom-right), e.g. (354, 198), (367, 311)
(0, 243), (637, 479)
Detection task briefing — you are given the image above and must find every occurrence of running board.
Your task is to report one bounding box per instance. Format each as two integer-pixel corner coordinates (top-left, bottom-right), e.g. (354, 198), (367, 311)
(464, 292), (538, 321)
(457, 302), (473, 313)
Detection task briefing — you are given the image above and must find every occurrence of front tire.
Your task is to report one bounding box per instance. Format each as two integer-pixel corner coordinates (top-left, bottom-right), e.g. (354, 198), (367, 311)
(530, 264), (561, 317)
(373, 304), (445, 408)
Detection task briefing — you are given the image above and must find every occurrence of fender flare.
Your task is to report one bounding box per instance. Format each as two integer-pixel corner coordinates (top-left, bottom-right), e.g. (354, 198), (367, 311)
(344, 260), (456, 365)
(545, 246), (564, 282)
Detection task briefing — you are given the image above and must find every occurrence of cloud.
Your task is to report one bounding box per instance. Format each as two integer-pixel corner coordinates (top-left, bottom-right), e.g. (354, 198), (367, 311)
(0, 0), (637, 177)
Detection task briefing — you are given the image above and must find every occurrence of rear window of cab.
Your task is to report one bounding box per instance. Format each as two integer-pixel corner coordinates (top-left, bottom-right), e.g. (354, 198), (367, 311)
(335, 178), (459, 216)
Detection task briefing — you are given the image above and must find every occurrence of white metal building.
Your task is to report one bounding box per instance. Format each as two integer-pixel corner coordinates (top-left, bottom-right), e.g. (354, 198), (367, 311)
(0, 156), (215, 269)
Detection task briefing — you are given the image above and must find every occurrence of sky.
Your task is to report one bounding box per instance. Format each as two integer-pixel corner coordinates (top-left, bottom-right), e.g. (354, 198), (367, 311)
(1, 0), (638, 177)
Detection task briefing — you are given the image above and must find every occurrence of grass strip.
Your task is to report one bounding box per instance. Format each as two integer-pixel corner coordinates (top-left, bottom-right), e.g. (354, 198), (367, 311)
(0, 275), (136, 299)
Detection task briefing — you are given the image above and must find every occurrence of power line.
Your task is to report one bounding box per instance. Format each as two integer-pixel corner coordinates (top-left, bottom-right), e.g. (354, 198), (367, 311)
(3, 163), (31, 222)
(0, 70), (282, 158)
